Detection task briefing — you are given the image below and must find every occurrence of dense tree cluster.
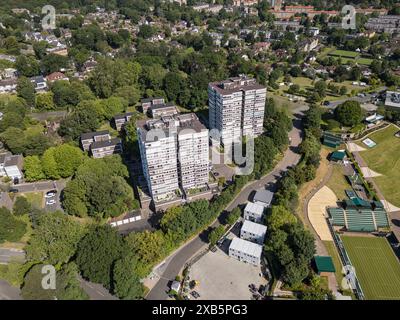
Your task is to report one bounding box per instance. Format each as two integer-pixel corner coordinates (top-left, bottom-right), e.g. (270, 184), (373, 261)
(0, 207), (26, 243)
(62, 155), (137, 218)
(24, 144), (85, 181)
(21, 263), (88, 300)
(334, 100), (364, 127)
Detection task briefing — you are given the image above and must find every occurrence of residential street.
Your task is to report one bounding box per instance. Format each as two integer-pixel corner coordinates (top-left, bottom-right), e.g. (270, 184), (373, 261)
(146, 105), (307, 300)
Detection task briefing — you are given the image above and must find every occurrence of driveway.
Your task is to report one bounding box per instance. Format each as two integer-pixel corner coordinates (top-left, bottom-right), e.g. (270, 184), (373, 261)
(146, 105), (307, 300)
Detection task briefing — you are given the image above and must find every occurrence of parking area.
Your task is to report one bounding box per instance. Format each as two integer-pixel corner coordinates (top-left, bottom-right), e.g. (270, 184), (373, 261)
(44, 189), (59, 211)
(187, 244), (267, 300)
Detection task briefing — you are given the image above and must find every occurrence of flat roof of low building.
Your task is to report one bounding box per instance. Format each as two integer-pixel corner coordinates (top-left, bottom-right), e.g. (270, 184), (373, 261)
(331, 151), (346, 161)
(244, 202), (265, 216)
(385, 91), (400, 108)
(314, 256), (335, 273)
(91, 138), (121, 149)
(114, 112), (134, 120)
(81, 130), (110, 141)
(253, 189), (273, 205)
(241, 220), (267, 236)
(229, 237), (263, 257)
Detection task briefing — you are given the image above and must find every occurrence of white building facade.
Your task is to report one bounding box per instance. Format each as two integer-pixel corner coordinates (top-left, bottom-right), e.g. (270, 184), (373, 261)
(229, 237), (263, 266)
(208, 75), (266, 147)
(240, 220), (267, 245)
(138, 113), (209, 202)
(244, 202), (265, 223)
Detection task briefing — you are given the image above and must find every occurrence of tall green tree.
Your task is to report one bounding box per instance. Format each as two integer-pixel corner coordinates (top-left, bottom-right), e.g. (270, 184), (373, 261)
(0, 207), (26, 243)
(113, 255), (145, 300)
(17, 77), (36, 108)
(334, 100), (363, 127)
(76, 225), (126, 289)
(26, 211), (86, 265)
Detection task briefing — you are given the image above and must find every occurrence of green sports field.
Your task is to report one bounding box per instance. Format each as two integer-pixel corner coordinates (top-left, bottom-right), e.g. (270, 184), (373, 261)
(341, 236), (400, 300)
(356, 125), (400, 207)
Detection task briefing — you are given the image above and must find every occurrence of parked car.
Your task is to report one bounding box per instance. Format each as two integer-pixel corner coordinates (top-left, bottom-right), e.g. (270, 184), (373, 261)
(191, 291), (200, 299)
(46, 199), (56, 205)
(45, 190), (57, 198)
(9, 188), (18, 193)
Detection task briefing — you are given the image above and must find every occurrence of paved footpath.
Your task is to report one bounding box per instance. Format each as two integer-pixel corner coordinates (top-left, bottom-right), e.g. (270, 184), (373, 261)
(146, 106), (307, 300)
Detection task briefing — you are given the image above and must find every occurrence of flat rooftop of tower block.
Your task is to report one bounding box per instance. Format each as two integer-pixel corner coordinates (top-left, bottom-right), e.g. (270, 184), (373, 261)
(209, 76), (266, 95)
(137, 113), (207, 140)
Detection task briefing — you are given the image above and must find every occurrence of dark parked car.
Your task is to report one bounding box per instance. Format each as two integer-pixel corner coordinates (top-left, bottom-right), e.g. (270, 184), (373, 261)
(9, 188), (18, 193)
(191, 291), (200, 299)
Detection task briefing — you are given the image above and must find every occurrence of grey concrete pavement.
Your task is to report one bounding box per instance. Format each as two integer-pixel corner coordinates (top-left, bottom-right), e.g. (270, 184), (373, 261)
(0, 248), (25, 264)
(0, 280), (21, 300)
(146, 105), (307, 300)
(78, 276), (118, 300)
(14, 180), (61, 193)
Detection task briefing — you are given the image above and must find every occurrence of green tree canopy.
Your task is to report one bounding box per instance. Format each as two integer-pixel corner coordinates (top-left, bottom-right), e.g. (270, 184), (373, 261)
(76, 225), (126, 289)
(26, 211), (86, 265)
(334, 100), (363, 127)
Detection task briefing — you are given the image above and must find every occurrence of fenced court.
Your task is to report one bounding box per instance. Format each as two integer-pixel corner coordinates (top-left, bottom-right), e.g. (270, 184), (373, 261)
(341, 236), (400, 300)
(362, 138), (376, 148)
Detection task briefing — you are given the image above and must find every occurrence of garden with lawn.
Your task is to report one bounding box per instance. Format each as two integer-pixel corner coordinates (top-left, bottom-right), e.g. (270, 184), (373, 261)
(341, 235), (400, 300)
(356, 125), (400, 207)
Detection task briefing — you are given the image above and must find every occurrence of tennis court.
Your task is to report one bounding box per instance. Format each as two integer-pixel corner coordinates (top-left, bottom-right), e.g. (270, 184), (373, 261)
(341, 236), (400, 300)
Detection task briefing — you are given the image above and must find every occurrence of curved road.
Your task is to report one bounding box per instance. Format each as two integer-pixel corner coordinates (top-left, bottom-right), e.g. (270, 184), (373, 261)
(146, 106), (307, 300)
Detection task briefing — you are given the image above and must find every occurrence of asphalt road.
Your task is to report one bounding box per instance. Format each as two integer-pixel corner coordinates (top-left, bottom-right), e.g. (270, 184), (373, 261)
(325, 95), (372, 108)
(146, 105), (307, 300)
(12, 180), (66, 212)
(78, 276), (118, 300)
(0, 280), (21, 300)
(0, 248), (25, 264)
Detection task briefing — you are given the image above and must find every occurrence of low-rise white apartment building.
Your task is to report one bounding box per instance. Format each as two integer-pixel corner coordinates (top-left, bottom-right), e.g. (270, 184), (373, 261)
(229, 237), (263, 266)
(137, 113), (209, 203)
(0, 153), (23, 181)
(208, 75), (266, 147)
(244, 202), (265, 223)
(240, 220), (267, 245)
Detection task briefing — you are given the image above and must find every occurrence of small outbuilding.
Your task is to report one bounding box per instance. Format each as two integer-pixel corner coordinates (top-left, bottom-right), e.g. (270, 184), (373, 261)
(313, 256), (336, 276)
(330, 151), (346, 162)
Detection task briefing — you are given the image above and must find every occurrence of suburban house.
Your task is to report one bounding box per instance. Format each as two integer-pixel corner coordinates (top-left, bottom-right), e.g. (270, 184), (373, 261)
(46, 72), (69, 83)
(240, 220), (267, 245)
(0, 153), (24, 181)
(30, 76), (47, 92)
(0, 68), (17, 80)
(80, 131), (122, 158)
(0, 78), (18, 94)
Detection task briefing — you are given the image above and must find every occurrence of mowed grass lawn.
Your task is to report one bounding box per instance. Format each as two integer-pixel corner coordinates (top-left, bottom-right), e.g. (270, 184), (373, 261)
(329, 50), (359, 58)
(356, 125), (400, 207)
(326, 164), (352, 201)
(341, 236), (400, 300)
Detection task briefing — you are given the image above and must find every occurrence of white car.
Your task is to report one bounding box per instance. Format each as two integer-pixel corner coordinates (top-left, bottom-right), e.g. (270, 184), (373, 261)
(46, 199), (56, 205)
(45, 190), (57, 198)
